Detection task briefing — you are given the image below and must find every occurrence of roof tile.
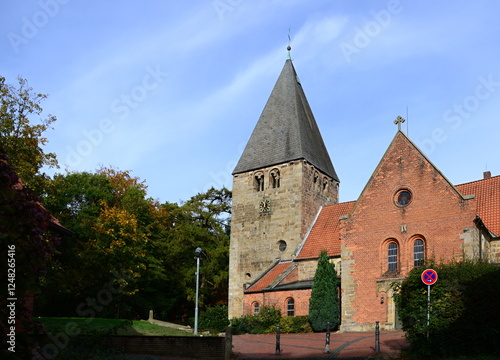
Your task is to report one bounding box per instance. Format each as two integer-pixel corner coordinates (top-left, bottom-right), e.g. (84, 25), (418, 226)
(245, 262), (294, 292)
(296, 201), (355, 259)
(456, 175), (500, 237)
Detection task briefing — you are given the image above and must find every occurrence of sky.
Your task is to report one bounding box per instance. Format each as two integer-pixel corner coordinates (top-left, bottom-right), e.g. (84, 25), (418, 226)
(1, 1), (499, 204)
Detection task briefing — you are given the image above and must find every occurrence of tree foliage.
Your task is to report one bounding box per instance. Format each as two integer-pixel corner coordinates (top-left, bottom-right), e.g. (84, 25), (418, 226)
(40, 167), (231, 322)
(0, 75), (232, 326)
(393, 260), (500, 358)
(308, 250), (339, 331)
(0, 76), (58, 193)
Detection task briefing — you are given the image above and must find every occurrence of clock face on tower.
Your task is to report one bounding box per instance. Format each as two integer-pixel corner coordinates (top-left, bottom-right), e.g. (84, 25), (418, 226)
(259, 199), (271, 213)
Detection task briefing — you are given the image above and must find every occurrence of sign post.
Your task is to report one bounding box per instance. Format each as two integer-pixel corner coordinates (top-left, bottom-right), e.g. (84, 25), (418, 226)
(421, 269), (438, 338)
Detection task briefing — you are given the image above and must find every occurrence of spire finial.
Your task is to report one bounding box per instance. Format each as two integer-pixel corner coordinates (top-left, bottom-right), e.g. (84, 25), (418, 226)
(287, 27), (292, 59)
(394, 116), (406, 131)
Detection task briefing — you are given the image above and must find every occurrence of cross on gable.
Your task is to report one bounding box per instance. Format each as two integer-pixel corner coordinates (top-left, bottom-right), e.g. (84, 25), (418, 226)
(394, 116), (406, 131)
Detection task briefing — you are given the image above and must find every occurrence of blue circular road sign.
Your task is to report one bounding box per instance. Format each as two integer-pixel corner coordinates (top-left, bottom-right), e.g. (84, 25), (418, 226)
(421, 269), (438, 285)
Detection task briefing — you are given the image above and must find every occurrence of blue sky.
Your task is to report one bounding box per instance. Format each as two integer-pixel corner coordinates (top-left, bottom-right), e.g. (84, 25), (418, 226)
(1, 1), (499, 204)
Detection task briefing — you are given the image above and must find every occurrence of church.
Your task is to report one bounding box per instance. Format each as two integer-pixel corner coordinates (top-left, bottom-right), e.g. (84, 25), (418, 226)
(227, 56), (500, 331)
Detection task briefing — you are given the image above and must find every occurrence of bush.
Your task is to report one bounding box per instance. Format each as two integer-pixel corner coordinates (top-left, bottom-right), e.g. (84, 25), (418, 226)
(279, 315), (312, 334)
(256, 306), (281, 332)
(230, 316), (253, 335)
(231, 306), (281, 334)
(393, 260), (500, 358)
(230, 307), (313, 334)
(199, 305), (229, 333)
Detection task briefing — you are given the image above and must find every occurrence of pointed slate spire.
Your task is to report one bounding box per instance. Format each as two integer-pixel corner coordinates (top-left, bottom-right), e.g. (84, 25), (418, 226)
(233, 59), (339, 181)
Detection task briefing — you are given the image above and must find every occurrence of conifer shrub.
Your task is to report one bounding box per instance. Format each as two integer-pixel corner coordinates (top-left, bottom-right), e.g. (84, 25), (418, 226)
(393, 260), (500, 358)
(308, 250), (340, 331)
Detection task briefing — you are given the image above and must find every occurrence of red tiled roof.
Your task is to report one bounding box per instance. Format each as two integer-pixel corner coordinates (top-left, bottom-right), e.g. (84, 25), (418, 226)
(245, 261), (294, 292)
(296, 201), (355, 259)
(456, 175), (500, 237)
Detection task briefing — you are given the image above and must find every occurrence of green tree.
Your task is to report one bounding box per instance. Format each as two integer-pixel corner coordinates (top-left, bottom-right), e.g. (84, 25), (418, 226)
(159, 187), (232, 321)
(41, 168), (232, 321)
(39, 171), (114, 315)
(0, 76), (58, 193)
(309, 250), (339, 331)
(39, 169), (152, 317)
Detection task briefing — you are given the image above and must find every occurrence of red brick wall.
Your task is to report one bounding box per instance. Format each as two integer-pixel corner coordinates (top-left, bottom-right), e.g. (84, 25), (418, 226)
(341, 133), (477, 326)
(243, 289), (312, 317)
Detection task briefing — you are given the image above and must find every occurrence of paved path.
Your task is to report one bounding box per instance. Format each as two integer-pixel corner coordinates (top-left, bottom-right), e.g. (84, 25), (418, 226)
(144, 318), (193, 332)
(232, 331), (408, 359)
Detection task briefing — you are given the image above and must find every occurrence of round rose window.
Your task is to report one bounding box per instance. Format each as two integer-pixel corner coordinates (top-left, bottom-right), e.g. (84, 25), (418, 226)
(395, 189), (412, 206)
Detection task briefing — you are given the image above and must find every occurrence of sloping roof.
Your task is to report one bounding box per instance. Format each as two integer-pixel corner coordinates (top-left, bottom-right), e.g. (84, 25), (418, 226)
(296, 201), (355, 259)
(233, 59), (338, 181)
(456, 175), (500, 237)
(245, 261), (296, 293)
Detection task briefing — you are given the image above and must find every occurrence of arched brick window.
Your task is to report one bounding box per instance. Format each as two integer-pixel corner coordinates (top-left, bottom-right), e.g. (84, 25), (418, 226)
(413, 239), (425, 267)
(286, 298), (295, 316)
(388, 242), (398, 271)
(252, 302), (260, 315)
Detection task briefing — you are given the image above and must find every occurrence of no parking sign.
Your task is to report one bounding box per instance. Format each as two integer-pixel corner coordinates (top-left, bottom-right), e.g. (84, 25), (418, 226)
(421, 269), (438, 285)
(421, 269), (438, 332)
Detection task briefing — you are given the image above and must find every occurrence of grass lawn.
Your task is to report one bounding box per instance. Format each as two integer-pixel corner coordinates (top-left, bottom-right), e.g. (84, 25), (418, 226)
(36, 317), (194, 336)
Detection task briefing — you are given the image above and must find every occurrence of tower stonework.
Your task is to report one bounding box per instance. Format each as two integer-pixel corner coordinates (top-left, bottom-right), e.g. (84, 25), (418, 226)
(228, 59), (339, 318)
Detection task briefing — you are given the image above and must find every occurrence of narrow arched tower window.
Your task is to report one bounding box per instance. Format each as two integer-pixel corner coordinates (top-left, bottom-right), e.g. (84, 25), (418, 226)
(270, 169), (280, 188)
(313, 171), (319, 190)
(254, 172), (264, 191)
(322, 177), (328, 192)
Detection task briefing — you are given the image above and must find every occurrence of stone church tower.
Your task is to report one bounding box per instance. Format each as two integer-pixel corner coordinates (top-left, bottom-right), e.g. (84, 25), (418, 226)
(228, 58), (339, 318)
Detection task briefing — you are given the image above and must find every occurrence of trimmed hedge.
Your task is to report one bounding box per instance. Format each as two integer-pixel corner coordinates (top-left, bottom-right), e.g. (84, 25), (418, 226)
(230, 306), (281, 334)
(279, 315), (313, 334)
(230, 307), (312, 334)
(393, 260), (500, 358)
